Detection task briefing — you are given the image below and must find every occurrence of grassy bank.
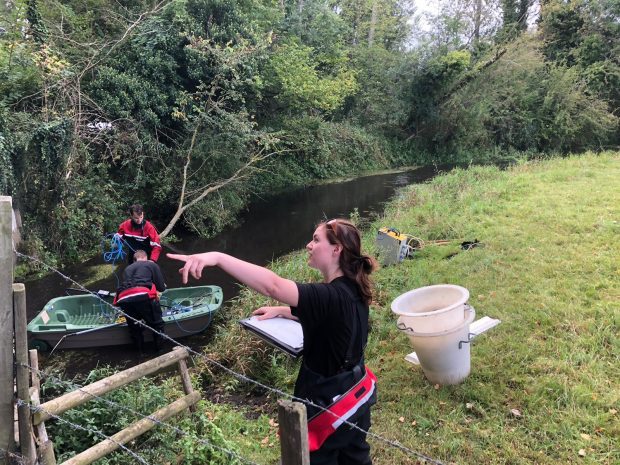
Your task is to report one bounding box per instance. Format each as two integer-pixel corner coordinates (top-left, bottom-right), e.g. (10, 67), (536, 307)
(201, 151), (618, 464)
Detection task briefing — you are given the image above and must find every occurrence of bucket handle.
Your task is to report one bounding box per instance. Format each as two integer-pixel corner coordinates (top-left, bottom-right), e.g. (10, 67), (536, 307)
(396, 320), (415, 333)
(396, 304), (474, 335)
(458, 333), (476, 349)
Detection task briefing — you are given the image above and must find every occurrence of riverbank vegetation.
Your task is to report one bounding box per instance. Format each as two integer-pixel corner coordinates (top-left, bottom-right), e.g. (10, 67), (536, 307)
(2, 0), (618, 272)
(43, 152), (619, 463)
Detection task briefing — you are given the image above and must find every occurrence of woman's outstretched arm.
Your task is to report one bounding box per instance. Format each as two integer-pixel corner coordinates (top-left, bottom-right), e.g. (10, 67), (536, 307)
(167, 252), (299, 307)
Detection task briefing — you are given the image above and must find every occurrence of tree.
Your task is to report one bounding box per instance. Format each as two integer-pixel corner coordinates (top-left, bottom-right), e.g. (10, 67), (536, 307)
(404, 48), (472, 145)
(264, 40), (358, 115)
(158, 35), (284, 237)
(335, 0), (414, 50)
(539, 0), (620, 118)
(347, 45), (413, 132)
(407, 35), (618, 155)
(498, 0), (534, 40)
(85, 0), (286, 237)
(0, 0), (162, 261)
(414, 0), (502, 52)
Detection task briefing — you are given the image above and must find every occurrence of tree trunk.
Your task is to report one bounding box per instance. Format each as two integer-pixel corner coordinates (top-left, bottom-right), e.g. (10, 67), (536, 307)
(160, 208), (184, 238)
(473, 0), (482, 44)
(298, 0), (304, 31)
(368, 1), (377, 46)
(518, 0), (532, 30)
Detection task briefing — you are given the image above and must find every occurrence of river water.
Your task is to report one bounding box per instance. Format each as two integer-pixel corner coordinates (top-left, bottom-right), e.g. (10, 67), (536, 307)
(24, 166), (442, 367)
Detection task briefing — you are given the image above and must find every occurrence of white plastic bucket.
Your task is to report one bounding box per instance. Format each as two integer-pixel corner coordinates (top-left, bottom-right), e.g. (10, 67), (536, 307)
(391, 284), (469, 333)
(398, 306), (476, 385)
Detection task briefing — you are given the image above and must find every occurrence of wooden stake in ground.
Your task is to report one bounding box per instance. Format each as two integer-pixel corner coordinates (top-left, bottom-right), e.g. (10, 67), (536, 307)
(278, 400), (309, 465)
(14, 283), (36, 464)
(0, 196), (15, 460)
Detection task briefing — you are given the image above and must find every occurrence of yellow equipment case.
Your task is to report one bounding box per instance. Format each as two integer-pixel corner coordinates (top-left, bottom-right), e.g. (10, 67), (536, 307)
(375, 228), (421, 266)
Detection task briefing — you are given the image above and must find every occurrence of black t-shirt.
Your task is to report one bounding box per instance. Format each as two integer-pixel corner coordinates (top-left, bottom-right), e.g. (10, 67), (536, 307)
(118, 260), (166, 294)
(291, 276), (368, 377)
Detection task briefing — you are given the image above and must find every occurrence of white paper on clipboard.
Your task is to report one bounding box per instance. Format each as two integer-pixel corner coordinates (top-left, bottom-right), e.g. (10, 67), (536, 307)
(240, 316), (304, 356)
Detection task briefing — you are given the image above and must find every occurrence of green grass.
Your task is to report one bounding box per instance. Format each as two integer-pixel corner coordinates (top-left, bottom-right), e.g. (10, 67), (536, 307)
(203, 151), (619, 464)
(359, 152), (619, 464)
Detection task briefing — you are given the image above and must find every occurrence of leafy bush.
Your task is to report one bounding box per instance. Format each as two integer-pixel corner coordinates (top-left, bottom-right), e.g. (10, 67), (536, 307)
(265, 40), (358, 114)
(250, 116), (418, 195)
(413, 36), (618, 157)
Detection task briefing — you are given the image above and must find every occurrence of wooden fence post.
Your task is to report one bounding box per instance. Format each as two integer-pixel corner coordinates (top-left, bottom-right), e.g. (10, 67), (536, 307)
(0, 196), (15, 461)
(29, 350), (56, 465)
(278, 400), (309, 465)
(173, 347), (196, 413)
(14, 284), (36, 464)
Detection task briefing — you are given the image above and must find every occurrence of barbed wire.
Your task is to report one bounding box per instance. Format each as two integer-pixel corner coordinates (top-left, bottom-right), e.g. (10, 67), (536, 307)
(15, 250), (446, 465)
(16, 399), (151, 465)
(17, 361), (260, 465)
(0, 447), (28, 465)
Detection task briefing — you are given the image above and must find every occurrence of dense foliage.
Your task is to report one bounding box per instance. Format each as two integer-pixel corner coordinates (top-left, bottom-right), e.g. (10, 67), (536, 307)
(1, 0), (618, 268)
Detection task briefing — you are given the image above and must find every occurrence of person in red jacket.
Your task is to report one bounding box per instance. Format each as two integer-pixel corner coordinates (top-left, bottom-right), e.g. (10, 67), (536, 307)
(117, 204), (162, 262)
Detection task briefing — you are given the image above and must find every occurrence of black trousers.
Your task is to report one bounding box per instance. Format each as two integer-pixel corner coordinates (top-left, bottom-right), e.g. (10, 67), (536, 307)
(119, 298), (164, 351)
(309, 408), (372, 465)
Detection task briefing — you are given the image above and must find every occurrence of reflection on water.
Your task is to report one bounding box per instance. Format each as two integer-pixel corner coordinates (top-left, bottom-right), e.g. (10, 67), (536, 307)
(23, 166), (443, 368)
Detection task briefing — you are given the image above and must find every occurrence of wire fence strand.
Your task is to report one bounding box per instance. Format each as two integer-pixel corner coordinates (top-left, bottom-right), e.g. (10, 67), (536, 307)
(0, 447), (28, 465)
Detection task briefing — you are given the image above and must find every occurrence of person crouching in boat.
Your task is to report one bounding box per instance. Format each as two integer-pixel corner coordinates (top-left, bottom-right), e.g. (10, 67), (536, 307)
(168, 219), (378, 464)
(114, 249), (167, 353)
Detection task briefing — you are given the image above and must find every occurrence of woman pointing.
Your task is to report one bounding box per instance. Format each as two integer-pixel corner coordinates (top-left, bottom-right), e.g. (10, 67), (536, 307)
(168, 218), (377, 465)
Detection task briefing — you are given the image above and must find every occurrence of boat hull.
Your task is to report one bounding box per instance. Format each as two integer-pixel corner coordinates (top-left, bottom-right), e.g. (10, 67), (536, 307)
(27, 285), (222, 350)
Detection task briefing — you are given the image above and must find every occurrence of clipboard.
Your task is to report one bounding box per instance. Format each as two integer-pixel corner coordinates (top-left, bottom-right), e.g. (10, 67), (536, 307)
(239, 316), (304, 357)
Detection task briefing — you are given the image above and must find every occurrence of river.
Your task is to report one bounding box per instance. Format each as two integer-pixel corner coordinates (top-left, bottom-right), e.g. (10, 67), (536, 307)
(24, 166), (442, 369)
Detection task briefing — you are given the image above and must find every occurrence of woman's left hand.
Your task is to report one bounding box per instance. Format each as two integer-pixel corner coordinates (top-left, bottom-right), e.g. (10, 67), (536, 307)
(252, 306), (295, 321)
(253, 306), (283, 320)
(167, 252), (218, 284)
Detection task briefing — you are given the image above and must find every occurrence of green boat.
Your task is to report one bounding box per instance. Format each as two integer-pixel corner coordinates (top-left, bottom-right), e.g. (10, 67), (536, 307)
(27, 286), (223, 351)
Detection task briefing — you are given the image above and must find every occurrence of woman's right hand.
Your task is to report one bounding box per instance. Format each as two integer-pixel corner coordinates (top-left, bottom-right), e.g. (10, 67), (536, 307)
(167, 252), (218, 284)
(252, 306), (291, 320)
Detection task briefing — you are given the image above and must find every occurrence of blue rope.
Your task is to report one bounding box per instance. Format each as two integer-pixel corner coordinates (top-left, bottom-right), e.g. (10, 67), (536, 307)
(101, 232), (136, 289)
(162, 294), (216, 334)
(168, 308), (214, 334)
(102, 233), (127, 264)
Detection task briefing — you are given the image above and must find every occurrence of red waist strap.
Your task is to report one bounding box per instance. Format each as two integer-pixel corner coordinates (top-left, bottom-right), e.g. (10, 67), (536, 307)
(307, 366), (377, 452)
(114, 284), (158, 305)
